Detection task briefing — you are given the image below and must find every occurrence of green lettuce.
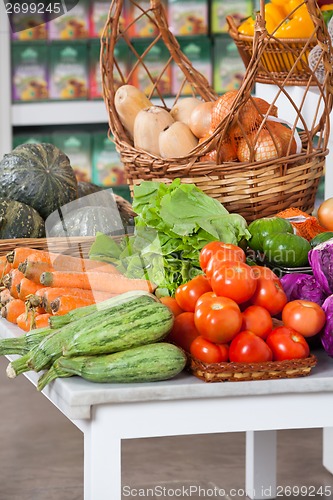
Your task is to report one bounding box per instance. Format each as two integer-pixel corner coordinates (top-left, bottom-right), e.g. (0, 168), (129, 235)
(89, 179), (250, 295)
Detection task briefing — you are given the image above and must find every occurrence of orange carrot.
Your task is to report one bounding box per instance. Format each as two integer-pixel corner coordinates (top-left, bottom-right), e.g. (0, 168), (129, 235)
(50, 295), (96, 316)
(40, 271), (156, 294)
(3, 269), (25, 299)
(0, 288), (13, 306)
(16, 311), (51, 332)
(24, 252), (122, 275)
(17, 278), (46, 302)
(0, 256), (12, 278)
(28, 287), (115, 313)
(1, 298), (26, 324)
(6, 247), (48, 268)
(18, 260), (53, 284)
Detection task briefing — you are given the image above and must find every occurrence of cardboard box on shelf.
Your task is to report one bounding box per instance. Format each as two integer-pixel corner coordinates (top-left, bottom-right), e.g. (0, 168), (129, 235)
(172, 36), (212, 96)
(11, 43), (49, 102)
(213, 36), (245, 94)
(49, 42), (88, 100)
(52, 132), (92, 182)
(10, 12), (48, 40)
(48, 0), (90, 40)
(92, 132), (126, 187)
(168, 0), (208, 36)
(211, 0), (253, 34)
(89, 0), (115, 38)
(130, 40), (172, 96)
(13, 134), (51, 149)
(127, 0), (163, 38)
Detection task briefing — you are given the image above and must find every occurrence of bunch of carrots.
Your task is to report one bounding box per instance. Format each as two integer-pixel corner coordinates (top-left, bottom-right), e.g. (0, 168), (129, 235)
(0, 247), (156, 332)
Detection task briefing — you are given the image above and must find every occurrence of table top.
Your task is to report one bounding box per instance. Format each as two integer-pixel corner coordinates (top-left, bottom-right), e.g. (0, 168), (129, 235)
(1, 319), (333, 420)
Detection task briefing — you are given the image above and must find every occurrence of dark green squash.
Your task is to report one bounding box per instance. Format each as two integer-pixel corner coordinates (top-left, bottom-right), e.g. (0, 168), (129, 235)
(0, 143), (78, 219)
(77, 181), (103, 198)
(47, 206), (126, 237)
(0, 199), (45, 239)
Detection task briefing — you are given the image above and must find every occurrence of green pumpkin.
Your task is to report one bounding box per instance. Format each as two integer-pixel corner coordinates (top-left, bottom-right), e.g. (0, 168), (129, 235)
(0, 199), (45, 239)
(47, 206), (126, 237)
(0, 143), (78, 219)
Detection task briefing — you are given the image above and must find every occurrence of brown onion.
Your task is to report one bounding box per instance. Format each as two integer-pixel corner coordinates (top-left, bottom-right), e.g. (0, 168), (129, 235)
(189, 101), (214, 138)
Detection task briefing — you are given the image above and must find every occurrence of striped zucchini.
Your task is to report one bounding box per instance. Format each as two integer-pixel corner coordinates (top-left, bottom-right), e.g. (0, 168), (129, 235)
(37, 343), (187, 390)
(7, 294), (160, 377)
(49, 290), (158, 329)
(0, 326), (54, 356)
(26, 299), (173, 373)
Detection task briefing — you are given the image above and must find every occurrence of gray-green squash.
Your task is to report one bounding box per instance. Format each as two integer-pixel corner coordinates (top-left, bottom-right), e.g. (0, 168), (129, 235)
(0, 143), (78, 219)
(0, 199), (45, 239)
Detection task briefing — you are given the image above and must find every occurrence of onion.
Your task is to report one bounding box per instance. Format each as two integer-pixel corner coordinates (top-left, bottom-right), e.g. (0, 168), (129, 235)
(170, 97), (202, 126)
(189, 101), (214, 138)
(317, 198), (333, 231)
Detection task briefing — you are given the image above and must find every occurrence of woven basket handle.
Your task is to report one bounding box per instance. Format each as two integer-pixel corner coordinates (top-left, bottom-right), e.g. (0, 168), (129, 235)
(149, 0), (217, 101)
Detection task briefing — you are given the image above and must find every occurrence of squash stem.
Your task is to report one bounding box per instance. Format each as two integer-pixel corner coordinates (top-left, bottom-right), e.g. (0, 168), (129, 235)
(37, 361), (72, 391)
(6, 352), (33, 378)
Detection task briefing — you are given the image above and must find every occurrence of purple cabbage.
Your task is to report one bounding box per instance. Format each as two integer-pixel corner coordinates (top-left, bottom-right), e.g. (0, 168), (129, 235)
(321, 295), (333, 356)
(308, 240), (333, 296)
(280, 273), (327, 306)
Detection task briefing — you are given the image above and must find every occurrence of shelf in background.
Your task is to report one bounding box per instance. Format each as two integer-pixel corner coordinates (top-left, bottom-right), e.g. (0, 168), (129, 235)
(12, 100), (109, 127)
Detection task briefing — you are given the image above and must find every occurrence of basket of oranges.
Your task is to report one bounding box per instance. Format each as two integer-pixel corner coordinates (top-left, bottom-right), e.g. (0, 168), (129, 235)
(101, 0), (333, 222)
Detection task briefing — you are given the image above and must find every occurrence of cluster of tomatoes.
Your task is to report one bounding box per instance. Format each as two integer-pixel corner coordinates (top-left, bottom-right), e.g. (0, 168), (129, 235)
(163, 241), (326, 364)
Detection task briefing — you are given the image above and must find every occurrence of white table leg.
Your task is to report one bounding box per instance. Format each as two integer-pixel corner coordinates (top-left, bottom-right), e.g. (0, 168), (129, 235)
(323, 427), (333, 474)
(83, 406), (122, 500)
(246, 430), (277, 500)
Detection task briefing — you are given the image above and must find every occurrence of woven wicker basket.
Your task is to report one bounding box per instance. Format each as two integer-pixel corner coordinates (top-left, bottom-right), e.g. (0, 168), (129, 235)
(101, 0), (333, 222)
(187, 353), (318, 383)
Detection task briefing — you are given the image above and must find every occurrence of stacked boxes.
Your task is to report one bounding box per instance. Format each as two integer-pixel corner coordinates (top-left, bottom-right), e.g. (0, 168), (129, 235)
(10, 0), (256, 102)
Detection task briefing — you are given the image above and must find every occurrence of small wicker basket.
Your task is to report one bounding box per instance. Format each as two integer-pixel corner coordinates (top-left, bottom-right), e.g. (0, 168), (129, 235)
(227, 15), (317, 86)
(187, 353), (318, 383)
(101, 0), (333, 222)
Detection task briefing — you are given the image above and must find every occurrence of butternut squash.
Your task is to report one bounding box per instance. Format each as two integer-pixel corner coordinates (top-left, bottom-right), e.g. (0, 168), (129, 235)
(133, 106), (174, 156)
(159, 122), (198, 158)
(114, 85), (153, 139)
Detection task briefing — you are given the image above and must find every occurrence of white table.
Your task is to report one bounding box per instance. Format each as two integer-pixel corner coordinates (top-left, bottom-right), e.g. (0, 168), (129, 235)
(2, 320), (333, 500)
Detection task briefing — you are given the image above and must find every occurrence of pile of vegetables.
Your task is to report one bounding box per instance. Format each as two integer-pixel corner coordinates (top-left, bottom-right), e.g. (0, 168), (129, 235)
(89, 179), (250, 296)
(0, 143), (132, 239)
(0, 292), (186, 389)
(165, 241), (326, 365)
(115, 85), (298, 164)
(0, 245), (156, 332)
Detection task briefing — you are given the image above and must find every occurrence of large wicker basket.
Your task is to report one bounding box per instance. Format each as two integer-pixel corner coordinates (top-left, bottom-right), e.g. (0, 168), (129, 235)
(101, 0), (333, 222)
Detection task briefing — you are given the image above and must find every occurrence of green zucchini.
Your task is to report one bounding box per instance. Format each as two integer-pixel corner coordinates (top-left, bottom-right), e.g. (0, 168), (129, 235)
(7, 294), (159, 377)
(0, 326), (53, 356)
(61, 301), (173, 358)
(25, 299), (173, 373)
(37, 343), (187, 390)
(49, 291), (158, 329)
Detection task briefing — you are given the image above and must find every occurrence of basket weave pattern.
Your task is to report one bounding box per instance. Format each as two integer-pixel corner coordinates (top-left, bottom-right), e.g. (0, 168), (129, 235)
(188, 353), (318, 383)
(101, 0), (333, 222)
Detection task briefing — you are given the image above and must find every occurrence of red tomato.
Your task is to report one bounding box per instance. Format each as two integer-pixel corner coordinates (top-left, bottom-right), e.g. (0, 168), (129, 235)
(266, 326), (310, 361)
(241, 305), (273, 339)
(210, 260), (258, 304)
(175, 275), (212, 312)
(250, 275), (287, 316)
(195, 291), (217, 308)
(190, 336), (224, 363)
(217, 343), (229, 362)
(194, 294), (242, 344)
(282, 300), (326, 338)
(229, 331), (273, 363)
(251, 265), (280, 281)
(159, 296), (184, 317)
(200, 241), (246, 273)
(166, 312), (200, 352)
